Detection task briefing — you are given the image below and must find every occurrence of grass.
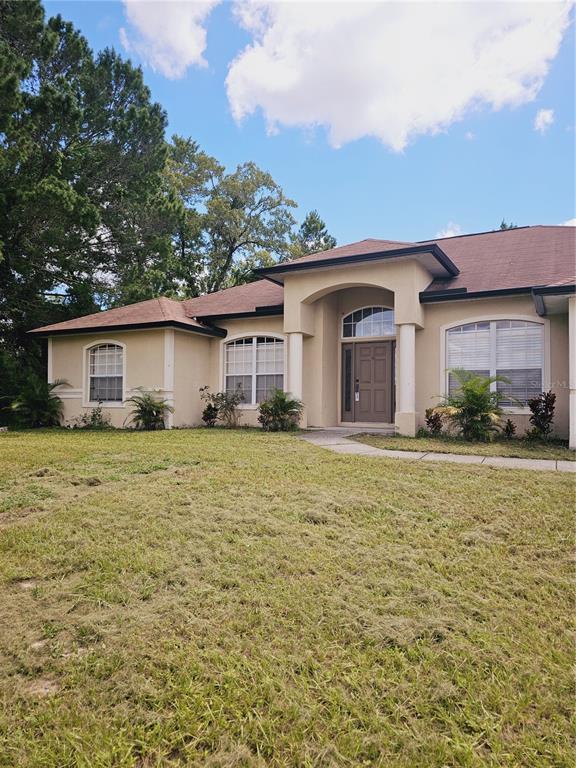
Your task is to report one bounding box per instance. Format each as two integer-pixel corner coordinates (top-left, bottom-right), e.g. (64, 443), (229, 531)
(353, 433), (575, 461)
(0, 429), (574, 767)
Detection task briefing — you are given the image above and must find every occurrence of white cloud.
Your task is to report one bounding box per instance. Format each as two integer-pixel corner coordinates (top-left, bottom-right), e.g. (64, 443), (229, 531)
(120, 0), (221, 78)
(534, 108), (555, 134)
(436, 222), (462, 239)
(226, 1), (572, 150)
(465, 131), (476, 141)
(561, 218), (576, 226)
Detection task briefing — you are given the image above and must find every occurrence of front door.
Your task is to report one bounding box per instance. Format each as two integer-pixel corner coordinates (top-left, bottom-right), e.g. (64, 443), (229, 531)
(341, 341), (395, 422)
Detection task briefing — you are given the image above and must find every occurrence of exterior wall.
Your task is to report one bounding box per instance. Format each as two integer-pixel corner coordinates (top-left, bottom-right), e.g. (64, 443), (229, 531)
(209, 316), (286, 427)
(172, 331), (212, 427)
(51, 330), (165, 427)
(417, 296), (569, 438)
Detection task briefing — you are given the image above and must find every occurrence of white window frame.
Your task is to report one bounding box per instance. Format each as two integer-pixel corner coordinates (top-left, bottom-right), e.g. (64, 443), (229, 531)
(221, 333), (287, 409)
(440, 315), (550, 413)
(340, 306), (396, 341)
(82, 340), (127, 408)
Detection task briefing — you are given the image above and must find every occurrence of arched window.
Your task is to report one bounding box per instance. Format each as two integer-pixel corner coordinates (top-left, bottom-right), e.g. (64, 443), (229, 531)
(342, 307), (395, 338)
(225, 336), (284, 404)
(446, 320), (544, 406)
(88, 344), (124, 403)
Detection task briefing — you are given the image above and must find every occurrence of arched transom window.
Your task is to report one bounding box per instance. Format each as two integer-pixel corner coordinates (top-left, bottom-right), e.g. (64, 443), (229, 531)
(446, 320), (544, 406)
(342, 307), (395, 338)
(89, 343), (123, 403)
(225, 336), (284, 404)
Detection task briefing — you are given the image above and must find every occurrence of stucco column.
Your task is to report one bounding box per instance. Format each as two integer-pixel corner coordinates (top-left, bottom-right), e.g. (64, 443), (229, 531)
(163, 328), (175, 429)
(395, 323), (417, 436)
(287, 332), (304, 400)
(569, 296), (576, 450)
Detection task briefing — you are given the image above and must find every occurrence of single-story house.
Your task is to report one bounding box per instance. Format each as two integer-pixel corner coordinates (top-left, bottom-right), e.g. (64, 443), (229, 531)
(31, 225), (576, 447)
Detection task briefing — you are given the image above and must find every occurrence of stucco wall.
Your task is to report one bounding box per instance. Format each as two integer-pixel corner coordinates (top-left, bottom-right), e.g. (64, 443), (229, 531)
(208, 316), (286, 427)
(51, 330), (165, 427)
(173, 331), (212, 427)
(417, 296), (569, 437)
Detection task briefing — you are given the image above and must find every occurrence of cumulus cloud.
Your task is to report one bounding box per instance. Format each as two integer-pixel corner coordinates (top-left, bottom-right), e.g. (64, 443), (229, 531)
(120, 0), (221, 78)
(226, 1), (572, 150)
(561, 218), (576, 226)
(436, 222), (463, 239)
(534, 108), (555, 134)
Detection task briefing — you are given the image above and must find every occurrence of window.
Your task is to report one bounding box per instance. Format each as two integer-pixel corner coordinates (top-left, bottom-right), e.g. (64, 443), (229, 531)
(88, 344), (123, 403)
(446, 320), (544, 407)
(342, 307), (394, 338)
(225, 337), (284, 404)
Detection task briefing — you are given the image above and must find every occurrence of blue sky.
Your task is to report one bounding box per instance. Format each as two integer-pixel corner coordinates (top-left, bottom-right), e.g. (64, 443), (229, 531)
(45, 1), (575, 245)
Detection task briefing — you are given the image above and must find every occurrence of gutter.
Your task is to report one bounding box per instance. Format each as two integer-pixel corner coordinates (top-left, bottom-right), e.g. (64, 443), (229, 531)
(197, 304), (284, 322)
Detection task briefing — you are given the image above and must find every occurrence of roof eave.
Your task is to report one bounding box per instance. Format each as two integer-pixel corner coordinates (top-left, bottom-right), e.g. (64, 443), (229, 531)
(254, 244), (459, 282)
(28, 319), (227, 338)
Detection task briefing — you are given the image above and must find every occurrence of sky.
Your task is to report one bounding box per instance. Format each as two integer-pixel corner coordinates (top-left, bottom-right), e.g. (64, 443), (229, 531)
(44, 0), (576, 245)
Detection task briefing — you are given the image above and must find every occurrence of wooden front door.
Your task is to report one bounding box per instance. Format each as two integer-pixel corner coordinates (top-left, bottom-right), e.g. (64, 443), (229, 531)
(341, 341), (395, 423)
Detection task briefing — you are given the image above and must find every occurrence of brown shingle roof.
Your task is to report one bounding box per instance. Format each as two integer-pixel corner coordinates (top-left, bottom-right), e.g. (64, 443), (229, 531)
(30, 297), (224, 336)
(185, 279), (284, 318)
(29, 226), (575, 335)
(420, 226), (576, 294)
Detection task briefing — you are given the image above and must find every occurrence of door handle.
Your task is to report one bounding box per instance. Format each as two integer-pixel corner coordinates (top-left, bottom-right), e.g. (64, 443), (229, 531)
(354, 378), (360, 402)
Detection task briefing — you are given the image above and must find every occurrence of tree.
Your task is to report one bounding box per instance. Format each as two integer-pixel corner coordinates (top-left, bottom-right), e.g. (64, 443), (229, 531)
(0, 0), (167, 364)
(287, 210), (336, 260)
(499, 220), (518, 230)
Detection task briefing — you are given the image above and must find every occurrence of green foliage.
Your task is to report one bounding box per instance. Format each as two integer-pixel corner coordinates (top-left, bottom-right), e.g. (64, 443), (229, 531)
(526, 390), (556, 441)
(125, 390), (174, 431)
(287, 210), (337, 260)
(435, 369), (508, 441)
(201, 402), (219, 428)
(11, 377), (67, 427)
(199, 386), (244, 428)
(503, 418), (517, 439)
(499, 220), (518, 230)
(258, 388), (303, 431)
(0, 0), (167, 369)
(68, 403), (112, 430)
(424, 407), (443, 436)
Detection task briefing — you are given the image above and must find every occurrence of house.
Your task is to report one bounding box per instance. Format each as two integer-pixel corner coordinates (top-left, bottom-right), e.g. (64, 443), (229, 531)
(30, 226), (576, 447)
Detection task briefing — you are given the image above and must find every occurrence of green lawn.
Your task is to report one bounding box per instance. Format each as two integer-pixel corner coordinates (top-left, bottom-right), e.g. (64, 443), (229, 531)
(353, 433), (575, 461)
(0, 430), (574, 767)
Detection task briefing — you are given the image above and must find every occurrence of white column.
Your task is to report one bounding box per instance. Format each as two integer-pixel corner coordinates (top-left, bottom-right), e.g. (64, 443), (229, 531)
(569, 297), (576, 450)
(47, 337), (53, 384)
(163, 329), (175, 428)
(287, 332), (304, 400)
(396, 323), (416, 436)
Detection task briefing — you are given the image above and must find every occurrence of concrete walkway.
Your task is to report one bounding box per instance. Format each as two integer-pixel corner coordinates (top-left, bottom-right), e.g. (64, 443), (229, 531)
(301, 430), (576, 473)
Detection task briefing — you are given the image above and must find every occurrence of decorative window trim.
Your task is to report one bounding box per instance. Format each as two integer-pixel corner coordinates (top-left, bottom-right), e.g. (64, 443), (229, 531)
(340, 305), (395, 341)
(220, 332), (287, 409)
(439, 314), (550, 413)
(82, 340), (127, 408)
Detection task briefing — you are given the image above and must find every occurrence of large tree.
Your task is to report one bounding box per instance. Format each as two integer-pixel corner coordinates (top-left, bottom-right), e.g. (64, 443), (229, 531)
(0, 0), (167, 362)
(287, 209), (337, 260)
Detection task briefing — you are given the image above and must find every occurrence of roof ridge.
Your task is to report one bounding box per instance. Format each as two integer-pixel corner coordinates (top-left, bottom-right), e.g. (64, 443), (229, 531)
(420, 226), (534, 242)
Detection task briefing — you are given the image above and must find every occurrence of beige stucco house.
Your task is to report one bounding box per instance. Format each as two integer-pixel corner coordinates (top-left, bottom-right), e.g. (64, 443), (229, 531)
(31, 226), (576, 447)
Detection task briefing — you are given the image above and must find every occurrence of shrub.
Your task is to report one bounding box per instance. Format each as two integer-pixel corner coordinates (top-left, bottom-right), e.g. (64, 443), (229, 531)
(125, 389), (174, 430)
(11, 378), (68, 427)
(201, 402), (219, 428)
(434, 369), (509, 442)
(258, 389), (304, 432)
(502, 418), (516, 439)
(69, 403), (112, 430)
(199, 386), (244, 428)
(526, 390), (556, 441)
(425, 407), (443, 436)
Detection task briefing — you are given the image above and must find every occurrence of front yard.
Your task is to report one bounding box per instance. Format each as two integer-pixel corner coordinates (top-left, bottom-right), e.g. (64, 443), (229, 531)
(0, 430), (574, 767)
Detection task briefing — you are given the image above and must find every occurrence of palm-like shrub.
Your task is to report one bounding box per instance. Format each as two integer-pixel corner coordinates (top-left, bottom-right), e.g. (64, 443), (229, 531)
(258, 388), (303, 432)
(125, 390), (174, 430)
(11, 378), (68, 427)
(434, 369), (509, 441)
